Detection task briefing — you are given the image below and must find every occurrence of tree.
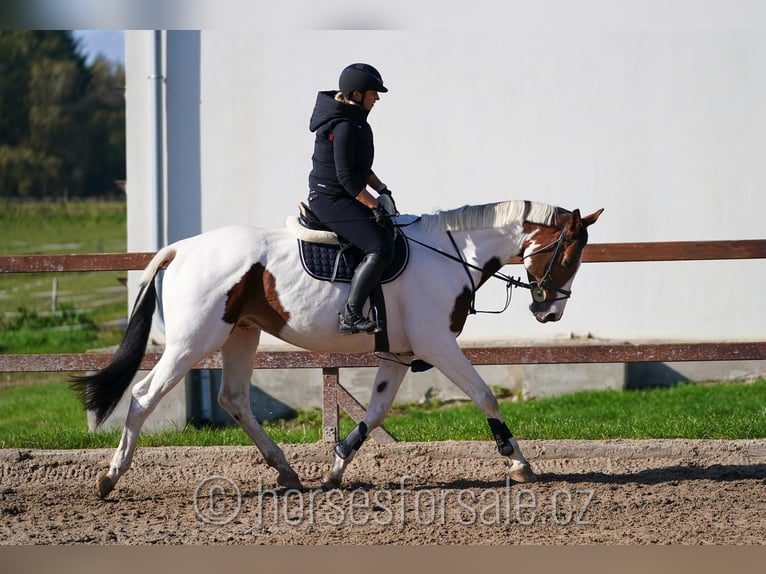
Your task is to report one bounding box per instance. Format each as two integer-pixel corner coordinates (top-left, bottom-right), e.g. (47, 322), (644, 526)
(0, 30), (125, 198)
(83, 56), (126, 198)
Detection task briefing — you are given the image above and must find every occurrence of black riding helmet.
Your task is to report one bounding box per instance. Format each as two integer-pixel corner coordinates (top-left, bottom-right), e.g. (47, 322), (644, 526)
(339, 63), (388, 100)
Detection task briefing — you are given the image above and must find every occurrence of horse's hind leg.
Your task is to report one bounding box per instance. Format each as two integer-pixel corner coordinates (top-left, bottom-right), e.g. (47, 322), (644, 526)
(217, 327), (302, 489)
(97, 349), (201, 498)
(322, 359), (409, 489)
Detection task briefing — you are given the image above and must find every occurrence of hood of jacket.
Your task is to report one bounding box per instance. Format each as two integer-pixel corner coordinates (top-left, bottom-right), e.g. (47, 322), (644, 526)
(309, 90), (368, 133)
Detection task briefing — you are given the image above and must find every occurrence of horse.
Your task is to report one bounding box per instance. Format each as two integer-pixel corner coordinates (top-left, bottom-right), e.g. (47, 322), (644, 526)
(71, 199), (602, 498)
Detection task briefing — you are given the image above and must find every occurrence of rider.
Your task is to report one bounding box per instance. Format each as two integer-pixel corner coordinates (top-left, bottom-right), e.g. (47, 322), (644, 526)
(307, 63), (398, 335)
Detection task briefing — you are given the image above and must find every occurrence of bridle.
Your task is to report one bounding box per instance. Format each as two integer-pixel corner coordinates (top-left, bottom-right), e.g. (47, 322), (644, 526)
(522, 226), (574, 304)
(398, 222), (574, 315)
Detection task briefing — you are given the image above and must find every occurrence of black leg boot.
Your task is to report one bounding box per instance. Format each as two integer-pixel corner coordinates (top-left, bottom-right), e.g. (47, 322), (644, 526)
(339, 253), (386, 335)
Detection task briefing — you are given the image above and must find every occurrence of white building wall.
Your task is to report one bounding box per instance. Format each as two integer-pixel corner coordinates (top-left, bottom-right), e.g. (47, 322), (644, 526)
(127, 10), (766, 347)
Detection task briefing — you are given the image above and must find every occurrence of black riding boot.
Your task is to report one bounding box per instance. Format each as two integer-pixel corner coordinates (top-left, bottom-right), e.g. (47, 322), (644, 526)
(339, 253), (386, 335)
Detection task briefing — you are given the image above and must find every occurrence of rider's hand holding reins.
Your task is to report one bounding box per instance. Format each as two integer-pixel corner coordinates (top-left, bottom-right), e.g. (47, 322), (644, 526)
(373, 204), (395, 230)
(377, 186), (398, 215)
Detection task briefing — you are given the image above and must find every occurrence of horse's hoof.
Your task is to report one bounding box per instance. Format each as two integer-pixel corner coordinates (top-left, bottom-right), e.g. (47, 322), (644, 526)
(277, 469), (303, 490)
(96, 471), (115, 499)
(321, 471), (342, 491)
(509, 462), (538, 484)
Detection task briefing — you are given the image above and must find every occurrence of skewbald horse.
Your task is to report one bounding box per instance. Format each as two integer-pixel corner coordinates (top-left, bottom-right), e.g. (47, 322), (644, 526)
(72, 199), (602, 498)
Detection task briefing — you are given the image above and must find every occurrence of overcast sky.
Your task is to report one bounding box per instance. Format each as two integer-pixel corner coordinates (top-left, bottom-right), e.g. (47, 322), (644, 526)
(72, 30), (125, 65)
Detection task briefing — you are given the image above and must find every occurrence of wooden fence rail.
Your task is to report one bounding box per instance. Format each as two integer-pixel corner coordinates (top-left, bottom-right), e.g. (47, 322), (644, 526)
(2, 239), (766, 442)
(2, 239), (766, 273)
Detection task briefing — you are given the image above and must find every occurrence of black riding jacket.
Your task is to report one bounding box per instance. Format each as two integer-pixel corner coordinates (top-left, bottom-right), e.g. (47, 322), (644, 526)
(308, 90), (374, 198)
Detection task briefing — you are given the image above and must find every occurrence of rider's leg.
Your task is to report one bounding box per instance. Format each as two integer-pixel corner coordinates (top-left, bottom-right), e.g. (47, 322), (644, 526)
(307, 190), (395, 335)
(339, 252), (387, 334)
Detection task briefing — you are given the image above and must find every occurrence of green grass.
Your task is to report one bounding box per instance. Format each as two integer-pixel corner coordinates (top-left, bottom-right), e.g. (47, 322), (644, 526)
(0, 199), (127, 257)
(1, 199), (127, 356)
(0, 303), (124, 354)
(384, 380), (766, 441)
(502, 382), (765, 439)
(1, 379), (764, 449)
(0, 200), (128, 332)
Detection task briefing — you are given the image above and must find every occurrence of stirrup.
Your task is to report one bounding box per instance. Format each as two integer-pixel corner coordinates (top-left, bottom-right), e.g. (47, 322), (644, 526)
(338, 310), (381, 335)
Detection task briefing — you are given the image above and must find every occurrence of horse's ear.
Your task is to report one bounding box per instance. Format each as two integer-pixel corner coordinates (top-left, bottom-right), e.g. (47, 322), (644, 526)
(567, 209), (582, 234)
(581, 208), (604, 227)
(560, 210), (582, 267)
(562, 208), (603, 267)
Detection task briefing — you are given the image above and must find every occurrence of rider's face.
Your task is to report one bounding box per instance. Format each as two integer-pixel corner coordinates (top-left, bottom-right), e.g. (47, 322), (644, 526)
(361, 90), (380, 112)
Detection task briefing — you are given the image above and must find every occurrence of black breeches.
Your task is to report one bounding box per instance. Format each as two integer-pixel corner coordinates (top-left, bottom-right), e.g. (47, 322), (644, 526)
(308, 191), (395, 263)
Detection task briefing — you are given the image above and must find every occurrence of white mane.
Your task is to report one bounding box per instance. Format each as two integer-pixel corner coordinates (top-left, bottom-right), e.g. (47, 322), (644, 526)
(416, 200), (559, 234)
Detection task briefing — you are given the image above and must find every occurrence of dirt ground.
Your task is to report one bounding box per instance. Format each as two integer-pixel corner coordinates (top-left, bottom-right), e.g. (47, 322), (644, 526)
(1, 439), (765, 545)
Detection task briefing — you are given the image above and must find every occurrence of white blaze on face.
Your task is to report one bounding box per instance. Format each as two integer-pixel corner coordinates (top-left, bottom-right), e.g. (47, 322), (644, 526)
(522, 237), (540, 274)
(521, 229), (541, 271)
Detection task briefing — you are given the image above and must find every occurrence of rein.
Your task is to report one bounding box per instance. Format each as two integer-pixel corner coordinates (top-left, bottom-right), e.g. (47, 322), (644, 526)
(398, 222), (572, 314)
(398, 228), (528, 315)
(304, 209), (572, 312)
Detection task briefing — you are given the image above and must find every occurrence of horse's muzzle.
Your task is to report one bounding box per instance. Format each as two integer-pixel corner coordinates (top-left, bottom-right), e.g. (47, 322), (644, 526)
(530, 301), (562, 323)
(536, 312), (559, 323)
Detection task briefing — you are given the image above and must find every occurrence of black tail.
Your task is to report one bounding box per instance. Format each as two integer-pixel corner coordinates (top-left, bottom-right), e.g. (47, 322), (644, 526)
(70, 280), (158, 426)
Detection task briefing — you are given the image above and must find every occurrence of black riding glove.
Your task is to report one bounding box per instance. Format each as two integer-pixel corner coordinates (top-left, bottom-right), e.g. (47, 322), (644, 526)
(377, 187), (398, 215)
(373, 205), (395, 230)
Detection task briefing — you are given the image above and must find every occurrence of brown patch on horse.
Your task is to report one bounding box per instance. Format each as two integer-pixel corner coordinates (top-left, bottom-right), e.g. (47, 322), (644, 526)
(449, 257), (504, 333)
(450, 286), (473, 333)
(223, 263), (290, 336)
(478, 256), (503, 288)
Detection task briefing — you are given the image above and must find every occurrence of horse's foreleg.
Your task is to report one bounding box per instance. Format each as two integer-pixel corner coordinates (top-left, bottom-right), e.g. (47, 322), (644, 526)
(322, 359), (409, 490)
(218, 328), (302, 489)
(98, 351), (198, 498)
(417, 345), (537, 483)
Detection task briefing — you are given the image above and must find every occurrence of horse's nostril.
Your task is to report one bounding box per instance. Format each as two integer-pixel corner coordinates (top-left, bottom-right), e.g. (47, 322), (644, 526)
(542, 312), (557, 323)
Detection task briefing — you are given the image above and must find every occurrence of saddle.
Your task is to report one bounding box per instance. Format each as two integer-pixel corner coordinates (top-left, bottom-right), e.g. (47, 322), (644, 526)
(286, 203), (410, 353)
(287, 203), (409, 284)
